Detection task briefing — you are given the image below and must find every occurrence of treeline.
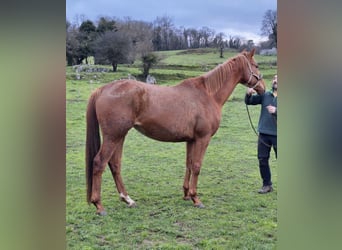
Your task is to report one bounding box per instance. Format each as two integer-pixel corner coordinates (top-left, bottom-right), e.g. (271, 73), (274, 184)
(66, 14), (276, 69)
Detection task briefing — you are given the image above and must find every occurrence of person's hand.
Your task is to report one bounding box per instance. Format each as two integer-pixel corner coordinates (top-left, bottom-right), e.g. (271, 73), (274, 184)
(266, 105), (276, 114)
(246, 88), (256, 96)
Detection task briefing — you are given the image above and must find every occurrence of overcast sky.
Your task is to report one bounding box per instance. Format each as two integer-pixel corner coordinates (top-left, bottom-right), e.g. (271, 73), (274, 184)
(66, 0), (277, 43)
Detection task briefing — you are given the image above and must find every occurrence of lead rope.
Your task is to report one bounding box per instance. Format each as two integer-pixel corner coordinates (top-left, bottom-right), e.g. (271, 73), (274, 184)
(245, 103), (273, 148)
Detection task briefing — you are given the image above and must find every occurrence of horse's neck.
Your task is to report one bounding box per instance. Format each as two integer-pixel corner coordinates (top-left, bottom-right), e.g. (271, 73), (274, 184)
(204, 60), (241, 107)
(215, 79), (239, 107)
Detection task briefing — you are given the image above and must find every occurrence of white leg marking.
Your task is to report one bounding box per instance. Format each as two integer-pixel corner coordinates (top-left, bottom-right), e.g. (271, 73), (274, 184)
(120, 193), (136, 206)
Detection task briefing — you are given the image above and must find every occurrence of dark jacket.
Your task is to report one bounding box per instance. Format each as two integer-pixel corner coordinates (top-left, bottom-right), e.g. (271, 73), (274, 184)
(245, 91), (277, 136)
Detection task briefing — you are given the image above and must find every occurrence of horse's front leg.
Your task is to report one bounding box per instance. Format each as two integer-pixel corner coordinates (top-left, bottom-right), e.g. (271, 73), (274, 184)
(182, 143), (192, 200)
(185, 137), (210, 208)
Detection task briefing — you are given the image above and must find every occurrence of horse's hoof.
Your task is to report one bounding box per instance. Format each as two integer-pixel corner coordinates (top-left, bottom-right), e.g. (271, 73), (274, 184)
(128, 202), (136, 208)
(194, 203), (205, 209)
(96, 210), (107, 216)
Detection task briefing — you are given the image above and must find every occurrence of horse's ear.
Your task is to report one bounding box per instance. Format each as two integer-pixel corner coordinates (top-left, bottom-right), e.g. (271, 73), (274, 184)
(249, 48), (256, 57)
(241, 49), (248, 57)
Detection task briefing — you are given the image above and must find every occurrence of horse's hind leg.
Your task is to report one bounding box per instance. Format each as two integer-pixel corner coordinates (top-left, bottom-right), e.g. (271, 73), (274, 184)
(108, 138), (136, 207)
(91, 139), (116, 215)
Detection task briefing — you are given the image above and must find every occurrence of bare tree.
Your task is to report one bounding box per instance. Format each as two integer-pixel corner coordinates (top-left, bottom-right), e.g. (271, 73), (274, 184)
(118, 18), (154, 58)
(261, 9), (277, 48)
(188, 28), (200, 48)
(199, 26), (215, 47)
(152, 15), (175, 50)
(170, 27), (187, 50)
(212, 32), (226, 57)
(93, 31), (133, 72)
(228, 35), (242, 49)
(66, 20), (80, 65)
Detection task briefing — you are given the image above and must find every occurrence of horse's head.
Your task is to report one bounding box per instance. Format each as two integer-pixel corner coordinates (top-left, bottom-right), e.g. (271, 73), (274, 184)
(240, 48), (266, 95)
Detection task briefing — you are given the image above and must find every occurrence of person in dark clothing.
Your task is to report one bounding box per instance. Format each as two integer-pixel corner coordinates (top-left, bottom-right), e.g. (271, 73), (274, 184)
(245, 74), (277, 194)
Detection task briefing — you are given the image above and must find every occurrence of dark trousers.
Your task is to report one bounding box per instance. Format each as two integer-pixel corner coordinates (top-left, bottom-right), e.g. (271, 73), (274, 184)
(258, 133), (277, 186)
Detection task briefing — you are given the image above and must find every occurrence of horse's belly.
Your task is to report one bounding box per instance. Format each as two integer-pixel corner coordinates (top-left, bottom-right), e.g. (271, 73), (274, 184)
(133, 123), (191, 142)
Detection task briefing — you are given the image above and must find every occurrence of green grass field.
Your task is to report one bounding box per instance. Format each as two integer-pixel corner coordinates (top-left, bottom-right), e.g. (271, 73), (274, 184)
(66, 49), (277, 249)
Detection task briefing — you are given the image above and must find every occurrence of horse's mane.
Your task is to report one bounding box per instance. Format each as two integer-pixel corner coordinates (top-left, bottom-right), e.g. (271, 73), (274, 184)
(203, 52), (248, 95)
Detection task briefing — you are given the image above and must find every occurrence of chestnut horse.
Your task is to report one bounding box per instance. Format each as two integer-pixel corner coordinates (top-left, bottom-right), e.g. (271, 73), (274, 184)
(86, 49), (265, 215)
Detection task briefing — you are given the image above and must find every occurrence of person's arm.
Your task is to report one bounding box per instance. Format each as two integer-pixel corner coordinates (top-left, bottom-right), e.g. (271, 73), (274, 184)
(245, 88), (262, 105)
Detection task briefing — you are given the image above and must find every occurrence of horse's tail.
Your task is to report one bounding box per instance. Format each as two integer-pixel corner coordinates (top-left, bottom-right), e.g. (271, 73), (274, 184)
(85, 89), (101, 204)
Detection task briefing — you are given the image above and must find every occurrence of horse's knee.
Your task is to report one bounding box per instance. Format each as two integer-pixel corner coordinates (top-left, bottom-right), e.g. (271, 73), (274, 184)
(191, 163), (201, 175)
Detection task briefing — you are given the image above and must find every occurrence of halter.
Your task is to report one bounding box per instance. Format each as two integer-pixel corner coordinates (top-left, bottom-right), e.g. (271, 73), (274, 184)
(244, 55), (263, 89)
